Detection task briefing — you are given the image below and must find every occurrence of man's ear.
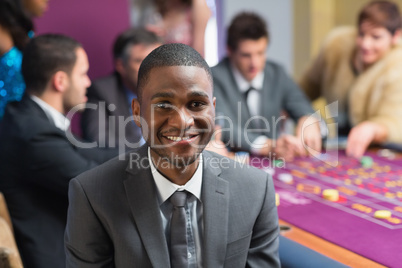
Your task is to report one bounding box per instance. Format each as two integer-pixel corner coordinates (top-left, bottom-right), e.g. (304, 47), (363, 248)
(132, 98), (141, 127)
(213, 96), (216, 109)
(52, 71), (69, 92)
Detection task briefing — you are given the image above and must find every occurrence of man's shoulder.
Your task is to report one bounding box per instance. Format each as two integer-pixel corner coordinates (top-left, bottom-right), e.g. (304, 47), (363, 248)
(264, 60), (287, 74)
(74, 146), (147, 185)
(203, 151), (269, 183)
(92, 73), (119, 86)
(89, 73), (120, 95)
(211, 58), (231, 77)
(0, 98), (57, 139)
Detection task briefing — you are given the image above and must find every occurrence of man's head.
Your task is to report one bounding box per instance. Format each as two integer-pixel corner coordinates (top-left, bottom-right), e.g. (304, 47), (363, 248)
(113, 28), (162, 94)
(227, 12), (269, 81)
(133, 43), (215, 168)
(22, 34), (91, 113)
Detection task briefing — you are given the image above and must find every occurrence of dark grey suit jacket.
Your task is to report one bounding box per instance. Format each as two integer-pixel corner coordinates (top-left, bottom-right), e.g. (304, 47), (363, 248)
(0, 96), (118, 268)
(65, 146), (281, 267)
(81, 73), (143, 149)
(212, 58), (314, 152)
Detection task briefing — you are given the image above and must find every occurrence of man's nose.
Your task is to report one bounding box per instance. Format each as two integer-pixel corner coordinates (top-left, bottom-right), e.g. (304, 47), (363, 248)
(169, 107), (195, 130)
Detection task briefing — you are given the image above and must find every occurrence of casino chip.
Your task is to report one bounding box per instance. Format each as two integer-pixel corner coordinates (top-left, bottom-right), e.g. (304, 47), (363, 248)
(360, 156), (373, 168)
(278, 173), (293, 184)
(275, 193), (280, 206)
(374, 210), (392, 219)
(322, 189), (339, 202)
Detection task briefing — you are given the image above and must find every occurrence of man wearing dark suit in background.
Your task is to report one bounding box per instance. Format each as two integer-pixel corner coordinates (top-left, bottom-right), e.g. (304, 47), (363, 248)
(212, 12), (322, 161)
(65, 43), (281, 267)
(81, 28), (162, 150)
(0, 34), (117, 268)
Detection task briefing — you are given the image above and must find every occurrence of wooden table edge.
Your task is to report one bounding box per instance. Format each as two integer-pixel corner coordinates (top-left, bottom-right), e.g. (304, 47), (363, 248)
(279, 219), (386, 268)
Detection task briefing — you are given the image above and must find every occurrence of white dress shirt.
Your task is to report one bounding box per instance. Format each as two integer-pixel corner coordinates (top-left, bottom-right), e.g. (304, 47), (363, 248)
(30, 95), (71, 131)
(231, 65), (269, 152)
(148, 148), (204, 267)
(231, 64), (264, 117)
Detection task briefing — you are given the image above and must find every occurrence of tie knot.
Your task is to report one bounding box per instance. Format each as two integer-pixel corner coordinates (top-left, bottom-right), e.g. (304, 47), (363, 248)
(170, 191), (187, 207)
(245, 86), (255, 99)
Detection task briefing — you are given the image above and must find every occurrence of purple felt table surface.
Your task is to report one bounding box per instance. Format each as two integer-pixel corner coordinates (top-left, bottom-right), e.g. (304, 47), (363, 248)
(253, 151), (402, 267)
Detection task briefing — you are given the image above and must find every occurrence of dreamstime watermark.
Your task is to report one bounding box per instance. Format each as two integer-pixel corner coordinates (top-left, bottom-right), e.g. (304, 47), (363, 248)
(65, 101), (341, 165)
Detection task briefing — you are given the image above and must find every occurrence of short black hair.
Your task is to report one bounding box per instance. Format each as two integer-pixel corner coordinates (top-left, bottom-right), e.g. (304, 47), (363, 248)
(22, 34), (82, 95)
(0, 0), (33, 50)
(227, 12), (269, 51)
(113, 28), (162, 61)
(137, 43), (212, 102)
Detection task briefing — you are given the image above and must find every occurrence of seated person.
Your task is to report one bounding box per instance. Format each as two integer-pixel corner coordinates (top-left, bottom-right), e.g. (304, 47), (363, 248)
(81, 28), (161, 151)
(299, 0), (402, 158)
(212, 12), (321, 161)
(65, 43), (281, 267)
(0, 34), (117, 268)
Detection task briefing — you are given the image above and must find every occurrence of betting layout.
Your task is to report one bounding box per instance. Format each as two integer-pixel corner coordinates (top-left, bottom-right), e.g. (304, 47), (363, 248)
(271, 150), (402, 229)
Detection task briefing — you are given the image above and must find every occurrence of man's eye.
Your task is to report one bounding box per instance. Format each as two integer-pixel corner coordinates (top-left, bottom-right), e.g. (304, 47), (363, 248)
(190, 101), (205, 108)
(156, 103), (173, 109)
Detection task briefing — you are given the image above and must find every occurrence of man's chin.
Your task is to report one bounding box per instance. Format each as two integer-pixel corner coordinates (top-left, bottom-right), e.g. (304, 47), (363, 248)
(152, 149), (201, 169)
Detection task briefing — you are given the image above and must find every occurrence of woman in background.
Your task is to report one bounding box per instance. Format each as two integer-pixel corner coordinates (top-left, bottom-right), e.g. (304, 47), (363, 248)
(300, 0), (402, 158)
(146, 0), (211, 57)
(0, 0), (48, 119)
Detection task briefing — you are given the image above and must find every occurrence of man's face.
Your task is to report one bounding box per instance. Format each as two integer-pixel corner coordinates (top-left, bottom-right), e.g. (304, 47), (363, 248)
(133, 65), (215, 168)
(63, 47), (91, 112)
(118, 43), (161, 93)
(228, 37), (268, 82)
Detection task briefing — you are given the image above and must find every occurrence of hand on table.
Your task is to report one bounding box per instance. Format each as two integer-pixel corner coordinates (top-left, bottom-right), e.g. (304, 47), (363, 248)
(273, 134), (306, 162)
(346, 121), (387, 158)
(296, 115), (322, 157)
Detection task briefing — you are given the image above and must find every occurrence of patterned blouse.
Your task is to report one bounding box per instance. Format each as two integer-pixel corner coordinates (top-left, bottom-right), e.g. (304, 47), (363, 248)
(0, 46), (25, 119)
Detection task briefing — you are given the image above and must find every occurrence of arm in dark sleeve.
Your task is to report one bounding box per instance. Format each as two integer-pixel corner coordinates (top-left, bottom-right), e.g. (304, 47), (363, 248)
(65, 178), (114, 267)
(246, 174), (280, 267)
(25, 130), (118, 196)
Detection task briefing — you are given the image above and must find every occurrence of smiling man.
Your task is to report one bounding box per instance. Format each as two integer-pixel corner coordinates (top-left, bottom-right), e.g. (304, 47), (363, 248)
(65, 43), (280, 267)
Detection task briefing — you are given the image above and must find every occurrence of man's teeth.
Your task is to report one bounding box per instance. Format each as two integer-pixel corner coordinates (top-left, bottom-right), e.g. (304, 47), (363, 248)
(166, 136), (192, 141)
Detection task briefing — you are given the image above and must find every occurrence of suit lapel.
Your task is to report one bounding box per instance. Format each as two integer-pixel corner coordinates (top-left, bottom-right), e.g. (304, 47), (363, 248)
(201, 152), (229, 267)
(123, 146), (170, 267)
(261, 64), (273, 119)
(223, 59), (252, 123)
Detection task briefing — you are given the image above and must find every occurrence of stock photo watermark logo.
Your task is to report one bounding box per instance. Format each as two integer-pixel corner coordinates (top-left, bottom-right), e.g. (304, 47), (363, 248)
(300, 101), (340, 166)
(64, 101), (341, 166)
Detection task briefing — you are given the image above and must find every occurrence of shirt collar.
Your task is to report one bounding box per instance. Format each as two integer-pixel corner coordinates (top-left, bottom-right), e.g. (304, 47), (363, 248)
(30, 95), (71, 131)
(148, 147), (203, 205)
(231, 63), (264, 93)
